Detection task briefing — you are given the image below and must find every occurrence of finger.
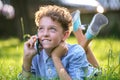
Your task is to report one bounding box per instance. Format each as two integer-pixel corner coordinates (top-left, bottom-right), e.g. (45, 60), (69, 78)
(31, 35), (38, 42)
(24, 41), (30, 50)
(27, 36), (37, 48)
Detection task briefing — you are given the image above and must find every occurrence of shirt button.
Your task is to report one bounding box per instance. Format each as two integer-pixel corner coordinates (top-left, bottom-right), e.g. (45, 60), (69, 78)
(48, 68), (52, 74)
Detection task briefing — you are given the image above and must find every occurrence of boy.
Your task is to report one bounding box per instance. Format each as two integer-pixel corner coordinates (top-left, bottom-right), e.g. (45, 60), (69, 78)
(18, 5), (99, 80)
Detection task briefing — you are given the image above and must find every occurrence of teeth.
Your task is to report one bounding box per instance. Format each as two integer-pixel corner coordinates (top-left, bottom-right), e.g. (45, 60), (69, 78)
(42, 40), (50, 44)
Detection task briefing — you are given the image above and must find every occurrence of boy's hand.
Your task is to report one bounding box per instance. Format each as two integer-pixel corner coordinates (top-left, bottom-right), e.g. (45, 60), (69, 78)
(24, 35), (37, 58)
(51, 41), (68, 59)
(23, 35), (38, 71)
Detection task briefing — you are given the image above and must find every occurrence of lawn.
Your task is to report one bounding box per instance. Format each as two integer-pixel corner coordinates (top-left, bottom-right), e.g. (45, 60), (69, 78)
(0, 37), (120, 80)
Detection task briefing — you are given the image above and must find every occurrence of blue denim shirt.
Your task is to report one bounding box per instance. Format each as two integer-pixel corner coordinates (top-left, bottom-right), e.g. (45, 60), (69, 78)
(31, 44), (95, 80)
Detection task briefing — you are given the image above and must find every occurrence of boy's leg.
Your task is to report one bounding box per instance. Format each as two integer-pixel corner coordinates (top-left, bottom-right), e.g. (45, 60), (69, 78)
(71, 10), (91, 49)
(73, 28), (90, 49)
(72, 10), (108, 67)
(71, 10), (108, 67)
(86, 47), (99, 68)
(73, 28), (99, 68)
(71, 10), (99, 68)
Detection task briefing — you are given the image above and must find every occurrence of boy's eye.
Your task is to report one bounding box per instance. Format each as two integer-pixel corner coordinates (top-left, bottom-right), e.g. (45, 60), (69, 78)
(50, 27), (56, 32)
(37, 26), (57, 33)
(38, 27), (44, 32)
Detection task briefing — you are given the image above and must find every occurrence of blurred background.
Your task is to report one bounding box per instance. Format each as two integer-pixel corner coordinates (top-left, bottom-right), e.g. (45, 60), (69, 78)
(0, 0), (120, 40)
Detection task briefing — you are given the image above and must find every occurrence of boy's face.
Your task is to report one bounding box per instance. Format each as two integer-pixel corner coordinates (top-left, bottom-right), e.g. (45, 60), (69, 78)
(37, 16), (67, 51)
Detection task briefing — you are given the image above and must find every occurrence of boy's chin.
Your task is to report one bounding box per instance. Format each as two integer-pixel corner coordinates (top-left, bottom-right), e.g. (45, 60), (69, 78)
(43, 46), (53, 50)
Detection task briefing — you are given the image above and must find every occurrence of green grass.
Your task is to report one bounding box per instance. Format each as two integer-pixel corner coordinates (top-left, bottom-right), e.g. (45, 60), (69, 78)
(0, 37), (120, 80)
(0, 38), (23, 80)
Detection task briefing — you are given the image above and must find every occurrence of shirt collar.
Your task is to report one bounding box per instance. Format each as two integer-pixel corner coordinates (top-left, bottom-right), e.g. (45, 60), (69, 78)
(43, 49), (49, 63)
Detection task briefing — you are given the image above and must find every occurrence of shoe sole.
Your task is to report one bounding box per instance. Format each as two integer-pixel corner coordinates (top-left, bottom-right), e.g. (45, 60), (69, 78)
(89, 13), (108, 35)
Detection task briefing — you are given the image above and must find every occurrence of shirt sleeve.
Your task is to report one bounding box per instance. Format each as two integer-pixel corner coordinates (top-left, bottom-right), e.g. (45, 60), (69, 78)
(68, 45), (90, 80)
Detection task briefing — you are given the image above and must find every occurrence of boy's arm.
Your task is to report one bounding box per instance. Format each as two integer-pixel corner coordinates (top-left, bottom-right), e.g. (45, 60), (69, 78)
(52, 43), (92, 80)
(51, 42), (72, 80)
(18, 36), (38, 80)
(52, 56), (71, 80)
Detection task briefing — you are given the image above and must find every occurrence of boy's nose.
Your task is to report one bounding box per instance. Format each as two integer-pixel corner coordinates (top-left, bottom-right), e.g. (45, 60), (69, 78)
(43, 29), (49, 36)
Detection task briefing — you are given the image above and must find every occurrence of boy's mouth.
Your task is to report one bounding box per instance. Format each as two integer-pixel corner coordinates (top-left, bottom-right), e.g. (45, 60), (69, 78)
(41, 39), (51, 44)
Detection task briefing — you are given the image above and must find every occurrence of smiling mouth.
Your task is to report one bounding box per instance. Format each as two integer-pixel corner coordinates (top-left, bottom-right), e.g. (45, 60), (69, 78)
(42, 39), (51, 44)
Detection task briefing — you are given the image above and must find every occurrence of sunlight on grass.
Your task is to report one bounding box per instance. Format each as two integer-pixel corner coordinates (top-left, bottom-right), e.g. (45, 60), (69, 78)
(66, 36), (78, 44)
(0, 59), (22, 79)
(91, 38), (120, 67)
(0, 38), (23, 79)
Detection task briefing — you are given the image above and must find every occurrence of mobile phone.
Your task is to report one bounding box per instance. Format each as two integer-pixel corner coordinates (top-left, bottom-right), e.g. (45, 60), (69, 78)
(35, 38), (42, 54)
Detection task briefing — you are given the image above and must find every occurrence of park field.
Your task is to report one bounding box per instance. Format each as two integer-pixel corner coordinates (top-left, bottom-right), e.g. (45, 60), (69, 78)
(0, 37), (120, 80)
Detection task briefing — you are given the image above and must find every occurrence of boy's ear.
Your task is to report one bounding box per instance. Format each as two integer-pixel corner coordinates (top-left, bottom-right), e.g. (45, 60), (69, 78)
(62, 30), (70, 41)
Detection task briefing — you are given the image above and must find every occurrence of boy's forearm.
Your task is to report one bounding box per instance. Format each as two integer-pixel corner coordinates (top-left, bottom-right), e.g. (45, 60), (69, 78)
(22, 55), (33, 71)
(18, 57), (32, 80)
(52, 56), (71, 80)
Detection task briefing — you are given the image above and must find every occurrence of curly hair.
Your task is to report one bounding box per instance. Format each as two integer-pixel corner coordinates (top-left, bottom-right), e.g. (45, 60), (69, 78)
(35, 5), (73, 32)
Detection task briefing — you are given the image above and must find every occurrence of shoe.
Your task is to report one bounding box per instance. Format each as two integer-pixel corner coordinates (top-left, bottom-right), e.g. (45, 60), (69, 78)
(85, 13), (108, 40)
(71, 10), (81, 32)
